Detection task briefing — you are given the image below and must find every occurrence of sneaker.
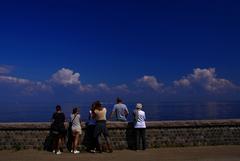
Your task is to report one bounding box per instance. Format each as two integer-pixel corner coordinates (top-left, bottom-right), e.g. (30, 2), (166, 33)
(56, 151), (62, 155)
(90, 149), (96, 153)
(52, 150), (56, 153)
(71, 149), (73, 153)
(73, 150), (80, 154)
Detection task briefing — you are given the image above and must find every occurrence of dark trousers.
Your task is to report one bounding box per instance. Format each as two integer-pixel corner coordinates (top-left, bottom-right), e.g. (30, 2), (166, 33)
(86, 125), (97, 150)
(135, 128), (146, 150)
(94, 121), (111, 152)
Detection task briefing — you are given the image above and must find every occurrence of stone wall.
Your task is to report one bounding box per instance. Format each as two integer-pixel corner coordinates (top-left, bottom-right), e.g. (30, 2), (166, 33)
(0, 120), (240, 150)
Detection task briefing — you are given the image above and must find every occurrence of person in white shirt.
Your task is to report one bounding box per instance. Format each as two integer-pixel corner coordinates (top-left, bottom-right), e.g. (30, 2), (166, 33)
(133, 103), (146, 150)
(70, 107), (82, 154)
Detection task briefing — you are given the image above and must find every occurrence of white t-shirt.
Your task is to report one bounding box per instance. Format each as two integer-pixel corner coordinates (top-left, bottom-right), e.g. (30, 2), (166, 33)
(71, 114), (81, 129)
(133, 110), (146, 128)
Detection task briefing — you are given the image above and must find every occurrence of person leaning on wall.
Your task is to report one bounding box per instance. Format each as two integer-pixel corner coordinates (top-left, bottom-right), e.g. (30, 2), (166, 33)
(84, 102), (98, 153)
(133, 103), (146, 151)
(92, 101), (113, 153)
(110, 98), (129, 122)
(69, 107), (82, 154)
(51, 105), (66, 155)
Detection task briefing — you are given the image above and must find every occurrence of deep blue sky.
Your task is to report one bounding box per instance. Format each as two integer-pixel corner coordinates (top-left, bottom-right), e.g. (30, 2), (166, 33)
(0, 0), (240, 103)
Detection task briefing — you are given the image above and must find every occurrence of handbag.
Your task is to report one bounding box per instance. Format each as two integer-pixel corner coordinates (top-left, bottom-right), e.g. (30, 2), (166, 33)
(68, 114), (77, 130)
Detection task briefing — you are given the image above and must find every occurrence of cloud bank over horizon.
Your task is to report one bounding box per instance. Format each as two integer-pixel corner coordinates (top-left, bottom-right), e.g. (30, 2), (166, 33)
(0, 65), (13, 74)
(0, 66), (239, 102)
(174, 68), (239, 93)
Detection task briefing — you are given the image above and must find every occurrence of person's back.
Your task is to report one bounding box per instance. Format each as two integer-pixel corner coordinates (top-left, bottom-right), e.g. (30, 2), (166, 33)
(133, 109), (146, 128)
(133, 103), (146, 151)
(70, 113), (81, 129)
(112, 103), (128, 121)
(111, 98), (129, 121)
(52, 112), (65, 130)
(94, 107), (107, 121)
(93, 101), (113, 153)
(51, 105), (66, 155)
(70, 108), (82, 154)
(85, 103), (97, 153)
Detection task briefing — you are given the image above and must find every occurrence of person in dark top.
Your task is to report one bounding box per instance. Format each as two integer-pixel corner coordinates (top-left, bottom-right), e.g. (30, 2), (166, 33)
(51, 105), (66, 155)
(84, 102), (97, 153)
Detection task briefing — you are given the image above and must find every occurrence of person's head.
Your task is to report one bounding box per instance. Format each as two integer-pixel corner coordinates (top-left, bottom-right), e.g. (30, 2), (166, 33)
(136, 103), (143, 110)
(91, 102), (96, 111)
(56, 105), (62, 112)
(116, 97), (122, 104)
(72, 107), (79, 114)
(95, 100), (102, 110)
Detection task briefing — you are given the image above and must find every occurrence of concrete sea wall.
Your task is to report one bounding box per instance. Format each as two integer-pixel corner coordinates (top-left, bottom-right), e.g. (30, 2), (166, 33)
(0, 120), (240, 150)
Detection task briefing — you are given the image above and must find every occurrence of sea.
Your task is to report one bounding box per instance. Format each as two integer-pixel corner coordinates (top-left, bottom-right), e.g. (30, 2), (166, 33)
(0, 101), (240, 122)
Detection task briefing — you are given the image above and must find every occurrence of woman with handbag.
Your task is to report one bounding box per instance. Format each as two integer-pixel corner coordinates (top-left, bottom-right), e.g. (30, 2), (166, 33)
(70, 107), (82, 154)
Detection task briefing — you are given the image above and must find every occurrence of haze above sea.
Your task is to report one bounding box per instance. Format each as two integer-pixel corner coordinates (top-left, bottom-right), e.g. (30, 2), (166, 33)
(0, 101), (240, 122)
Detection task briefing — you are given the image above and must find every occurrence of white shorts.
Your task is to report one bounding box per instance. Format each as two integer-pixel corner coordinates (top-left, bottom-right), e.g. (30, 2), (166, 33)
(72, 126), (82, 135)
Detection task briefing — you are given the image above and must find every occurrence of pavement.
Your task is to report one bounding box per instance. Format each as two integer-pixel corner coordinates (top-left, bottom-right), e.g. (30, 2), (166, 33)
(0, 145), (239, 161)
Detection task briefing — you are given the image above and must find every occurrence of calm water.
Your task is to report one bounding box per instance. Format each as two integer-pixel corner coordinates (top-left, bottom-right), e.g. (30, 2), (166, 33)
(0, 101), (240, 122)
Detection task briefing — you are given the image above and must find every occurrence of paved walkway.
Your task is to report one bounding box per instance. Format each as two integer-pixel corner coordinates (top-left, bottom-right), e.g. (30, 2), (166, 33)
(0, 146), (239, 161)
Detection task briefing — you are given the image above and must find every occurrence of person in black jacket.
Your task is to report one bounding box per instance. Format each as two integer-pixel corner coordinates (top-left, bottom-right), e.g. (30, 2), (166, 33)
(51, 105), (66, 155)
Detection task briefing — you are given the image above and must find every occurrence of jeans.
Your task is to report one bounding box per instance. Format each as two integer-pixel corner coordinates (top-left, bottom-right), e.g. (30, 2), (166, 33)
(94, 120), (111, 152)
(135, 128), (146, 150)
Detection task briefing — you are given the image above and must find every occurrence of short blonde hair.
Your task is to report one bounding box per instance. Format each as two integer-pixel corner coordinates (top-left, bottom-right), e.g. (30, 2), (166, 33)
(136, 103), (143, 109)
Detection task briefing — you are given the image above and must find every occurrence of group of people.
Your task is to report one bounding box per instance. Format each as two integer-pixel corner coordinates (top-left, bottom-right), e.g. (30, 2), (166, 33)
(50, 98), (146, 155)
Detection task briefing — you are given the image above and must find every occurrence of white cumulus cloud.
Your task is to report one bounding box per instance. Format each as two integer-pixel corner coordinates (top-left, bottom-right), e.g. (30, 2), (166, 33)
(51, 68), (80, 86)
(174, 68), (238, 92)
(174, 78), (190, 87)
(0, 75), (31, 85)
(137, 75), (164, 91)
